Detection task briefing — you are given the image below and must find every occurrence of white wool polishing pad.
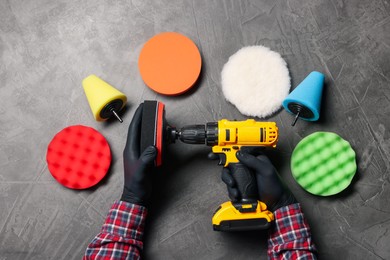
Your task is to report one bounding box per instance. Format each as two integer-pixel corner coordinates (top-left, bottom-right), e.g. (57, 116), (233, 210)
(221, 46), (290, 118)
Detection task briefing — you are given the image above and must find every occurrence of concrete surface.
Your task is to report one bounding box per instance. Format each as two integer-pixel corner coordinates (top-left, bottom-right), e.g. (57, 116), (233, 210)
(1, 0), (390, 259)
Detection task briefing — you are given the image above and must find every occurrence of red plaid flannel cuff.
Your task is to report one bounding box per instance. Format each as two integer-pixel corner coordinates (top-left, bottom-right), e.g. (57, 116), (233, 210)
(102, 200), (148, 242)
(268, 203), (317, 259)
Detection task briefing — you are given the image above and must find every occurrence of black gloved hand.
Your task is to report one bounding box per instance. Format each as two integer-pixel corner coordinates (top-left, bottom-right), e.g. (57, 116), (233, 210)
(121, 103), (157, 207)
(221, 150), (296, 212)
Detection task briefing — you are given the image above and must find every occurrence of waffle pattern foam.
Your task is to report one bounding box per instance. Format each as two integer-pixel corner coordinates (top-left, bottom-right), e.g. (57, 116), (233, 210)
(291, 132), (357, 196)
(46, 125), (111, 189)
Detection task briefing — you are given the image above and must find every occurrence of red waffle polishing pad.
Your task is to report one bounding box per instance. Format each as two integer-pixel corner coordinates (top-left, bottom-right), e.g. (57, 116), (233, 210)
(46, 125), (111, 189)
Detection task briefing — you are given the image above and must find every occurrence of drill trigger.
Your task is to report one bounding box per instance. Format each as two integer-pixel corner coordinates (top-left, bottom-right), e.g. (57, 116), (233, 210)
(218, 154), (226, 166)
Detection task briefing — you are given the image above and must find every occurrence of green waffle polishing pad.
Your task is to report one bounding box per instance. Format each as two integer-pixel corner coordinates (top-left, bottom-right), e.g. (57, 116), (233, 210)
(291, 132), (357, 196)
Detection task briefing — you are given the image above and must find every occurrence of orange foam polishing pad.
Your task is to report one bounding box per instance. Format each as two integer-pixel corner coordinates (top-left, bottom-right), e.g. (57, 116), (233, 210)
(46, 125), (111, 189)
(138, 32), (202, 95)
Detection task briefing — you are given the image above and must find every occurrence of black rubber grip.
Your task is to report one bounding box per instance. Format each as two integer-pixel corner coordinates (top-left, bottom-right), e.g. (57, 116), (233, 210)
(228, 163), (258, 202)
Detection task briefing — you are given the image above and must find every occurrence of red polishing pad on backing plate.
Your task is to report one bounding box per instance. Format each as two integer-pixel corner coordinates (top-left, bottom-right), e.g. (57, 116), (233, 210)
(46, 125), (111, 189)
(140, 101), (165, 166)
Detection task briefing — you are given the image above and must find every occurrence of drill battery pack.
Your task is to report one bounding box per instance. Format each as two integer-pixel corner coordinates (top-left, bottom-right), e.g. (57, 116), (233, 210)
(212, 200), (274, 231)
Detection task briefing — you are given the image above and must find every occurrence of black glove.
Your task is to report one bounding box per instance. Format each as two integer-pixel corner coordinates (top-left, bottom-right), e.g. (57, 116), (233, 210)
(121, 103), (157, 207)
(221, 150), (296, 212)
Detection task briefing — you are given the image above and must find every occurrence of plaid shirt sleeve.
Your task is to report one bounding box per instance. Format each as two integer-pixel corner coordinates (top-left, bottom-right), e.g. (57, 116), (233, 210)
(83, 200), (147, 260)
(268, 203), (318, 260)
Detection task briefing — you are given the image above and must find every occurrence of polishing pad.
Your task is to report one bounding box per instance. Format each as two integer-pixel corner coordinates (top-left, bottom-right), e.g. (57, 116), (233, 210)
(283, 71), (325, 126)
(46, 125), (111, 189)
(138, 32), (202, 95)
(291, 132), (357, 196)
(221, 46), (290, 118)
(82, 75), (127, 122)
(141, 100), (166, 166)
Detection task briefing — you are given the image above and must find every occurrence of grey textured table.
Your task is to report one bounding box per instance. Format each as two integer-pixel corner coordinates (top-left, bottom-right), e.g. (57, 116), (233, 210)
(1, 1), (389, 259)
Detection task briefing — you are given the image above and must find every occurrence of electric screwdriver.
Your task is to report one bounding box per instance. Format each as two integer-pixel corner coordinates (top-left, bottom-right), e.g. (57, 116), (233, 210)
(168, 119), (278, 231)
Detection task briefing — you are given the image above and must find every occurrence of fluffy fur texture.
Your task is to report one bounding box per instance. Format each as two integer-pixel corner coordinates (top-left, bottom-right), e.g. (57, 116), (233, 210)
(221, 46), (290, 118)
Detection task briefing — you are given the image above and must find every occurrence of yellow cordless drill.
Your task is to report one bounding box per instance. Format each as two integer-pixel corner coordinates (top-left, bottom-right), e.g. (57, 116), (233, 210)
(169, 119), (278, 231)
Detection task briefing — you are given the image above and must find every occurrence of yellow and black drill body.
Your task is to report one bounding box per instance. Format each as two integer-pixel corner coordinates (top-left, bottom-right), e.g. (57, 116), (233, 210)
(171, 119), (278, 231)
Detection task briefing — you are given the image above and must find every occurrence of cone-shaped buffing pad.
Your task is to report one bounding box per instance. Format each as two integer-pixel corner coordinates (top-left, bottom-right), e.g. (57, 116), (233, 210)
(141, 100), (167, 166)
(282, 71), (325, 126)
(291, 132), (357, 196)
(82, 75), (127, 122)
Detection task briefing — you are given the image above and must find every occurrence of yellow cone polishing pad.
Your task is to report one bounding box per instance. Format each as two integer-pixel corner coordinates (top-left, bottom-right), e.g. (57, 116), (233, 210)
(291, 132), (357, 196)
(82, 75), (127, 122)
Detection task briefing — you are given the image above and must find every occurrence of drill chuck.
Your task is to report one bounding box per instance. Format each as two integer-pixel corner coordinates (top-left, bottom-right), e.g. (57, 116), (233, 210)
(178, 124), (206, 144)
(172, 122), (219, 145)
